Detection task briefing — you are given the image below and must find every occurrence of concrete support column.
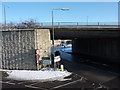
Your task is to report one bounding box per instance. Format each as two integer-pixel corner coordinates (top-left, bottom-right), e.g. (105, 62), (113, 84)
(35, 29), (51, 60)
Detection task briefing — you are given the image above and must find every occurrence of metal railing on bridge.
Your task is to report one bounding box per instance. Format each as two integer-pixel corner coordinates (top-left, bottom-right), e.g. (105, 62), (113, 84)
(39, 22), (118, 28)
(0, 22), (119, 30)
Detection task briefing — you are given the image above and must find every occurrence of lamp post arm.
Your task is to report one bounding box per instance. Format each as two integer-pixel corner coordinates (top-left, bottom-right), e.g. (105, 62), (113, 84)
(53, 8), (70, 11)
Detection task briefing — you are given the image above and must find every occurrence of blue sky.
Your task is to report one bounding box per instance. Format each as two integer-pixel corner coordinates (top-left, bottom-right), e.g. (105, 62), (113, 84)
(1, 2), (118, 24)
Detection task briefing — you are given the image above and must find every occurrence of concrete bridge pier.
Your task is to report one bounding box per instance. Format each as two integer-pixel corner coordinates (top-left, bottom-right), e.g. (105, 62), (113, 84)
(72, 38), (120, 65)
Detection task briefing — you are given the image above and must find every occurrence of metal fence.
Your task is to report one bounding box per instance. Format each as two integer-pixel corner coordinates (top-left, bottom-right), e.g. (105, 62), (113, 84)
(39, 22), (118, 28)
(0, 22), (118, 30)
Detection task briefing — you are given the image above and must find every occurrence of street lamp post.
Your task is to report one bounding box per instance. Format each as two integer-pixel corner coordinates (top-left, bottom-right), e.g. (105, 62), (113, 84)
(4, 6), (6, 28)
(52, 8), (70, 68)
(87, 16), (89, 25)
(3, 5), (10, 30)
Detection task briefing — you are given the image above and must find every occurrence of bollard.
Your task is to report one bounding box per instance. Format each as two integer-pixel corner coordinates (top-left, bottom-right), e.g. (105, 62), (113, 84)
(37, 60), (39, 70)
(60, 65), (64, 71)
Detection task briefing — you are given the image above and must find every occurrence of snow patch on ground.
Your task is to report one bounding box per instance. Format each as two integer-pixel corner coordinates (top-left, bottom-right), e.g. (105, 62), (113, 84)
(2, 69), (72, 82)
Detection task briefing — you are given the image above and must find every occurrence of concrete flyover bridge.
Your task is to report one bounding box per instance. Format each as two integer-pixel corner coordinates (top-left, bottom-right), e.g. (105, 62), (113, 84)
(41, 22), (120, 67)
(0, 22), (119, 70)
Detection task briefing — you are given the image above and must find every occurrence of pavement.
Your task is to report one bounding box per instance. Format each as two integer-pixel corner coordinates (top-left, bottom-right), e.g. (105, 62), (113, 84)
(0, 46), (120, 89)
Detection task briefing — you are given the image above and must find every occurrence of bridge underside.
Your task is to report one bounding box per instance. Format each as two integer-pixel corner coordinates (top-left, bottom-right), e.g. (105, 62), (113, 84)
(49, 28), (120, 65)
(72, 38), (120, 65)
(49, 28), (120, 39)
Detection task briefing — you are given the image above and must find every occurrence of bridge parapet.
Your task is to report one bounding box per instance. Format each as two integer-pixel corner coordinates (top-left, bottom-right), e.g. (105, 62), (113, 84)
(40, 22), (118, 29)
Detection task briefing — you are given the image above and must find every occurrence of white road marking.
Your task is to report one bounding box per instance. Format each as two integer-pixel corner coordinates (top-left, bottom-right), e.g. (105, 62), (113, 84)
(28, 83), (38, 86)
(25, 85), (47, 90)
(2, 81), (15, 85)
(50, 79), (81, 89)
(17, 82), (24, 84)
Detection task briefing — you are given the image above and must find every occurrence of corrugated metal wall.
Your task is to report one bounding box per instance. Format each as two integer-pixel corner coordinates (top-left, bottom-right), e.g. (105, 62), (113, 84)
(1, 30), (36, 70)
